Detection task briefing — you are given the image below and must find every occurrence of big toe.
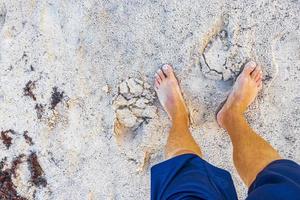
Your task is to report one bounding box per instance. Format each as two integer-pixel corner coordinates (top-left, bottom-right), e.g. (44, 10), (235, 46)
(162, 64), (174, 78)
(243, 61), (257, 75)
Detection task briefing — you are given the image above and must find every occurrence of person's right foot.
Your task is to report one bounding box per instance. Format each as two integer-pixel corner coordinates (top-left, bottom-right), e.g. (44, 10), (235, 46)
(217, 61), (263, 128)
(154, 64), (189, 127)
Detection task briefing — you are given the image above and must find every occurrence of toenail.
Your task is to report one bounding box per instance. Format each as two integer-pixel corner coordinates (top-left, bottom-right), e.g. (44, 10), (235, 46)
(163, 64), (169, 70)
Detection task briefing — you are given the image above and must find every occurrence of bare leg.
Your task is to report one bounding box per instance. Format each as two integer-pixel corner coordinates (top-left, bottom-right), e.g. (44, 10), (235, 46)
(154, 64), (202, 159)
(217, 61), (281, 187)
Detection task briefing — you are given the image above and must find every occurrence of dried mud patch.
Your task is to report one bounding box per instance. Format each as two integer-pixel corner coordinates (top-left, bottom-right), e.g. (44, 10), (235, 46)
(198, 15), (251, 81)
(112, 77), (157, 144)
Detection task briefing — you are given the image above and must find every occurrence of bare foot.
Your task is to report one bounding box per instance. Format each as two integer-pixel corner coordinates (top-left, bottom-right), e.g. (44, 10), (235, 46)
(217, 61), (263, 128)
(154, 64), (189, 126)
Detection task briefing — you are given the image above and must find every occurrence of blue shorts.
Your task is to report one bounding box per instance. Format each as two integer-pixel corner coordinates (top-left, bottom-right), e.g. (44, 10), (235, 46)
(151, 154), (300, 200)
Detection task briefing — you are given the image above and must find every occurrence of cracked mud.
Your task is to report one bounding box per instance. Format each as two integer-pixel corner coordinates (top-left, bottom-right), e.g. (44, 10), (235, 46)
(199, 17), (250, 81)
(113, 78), (157, 143)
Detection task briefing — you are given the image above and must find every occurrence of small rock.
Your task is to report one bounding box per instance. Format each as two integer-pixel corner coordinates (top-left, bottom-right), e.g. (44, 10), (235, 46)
(127, 97), (137, 105)
(143, 91), (156, 100)
(127, 78), (143, 95)
(142, 106), (157, 118)
(143, 82), (151, 89)
(102, 85), (109, 93)
(135, 78), (144, 85)
(119, 81), (129, 94)
(136, 98), (148, 108)
(222, 69), (232, 81)
(131, 108), (144, 117)
(112, 95), (128, 109)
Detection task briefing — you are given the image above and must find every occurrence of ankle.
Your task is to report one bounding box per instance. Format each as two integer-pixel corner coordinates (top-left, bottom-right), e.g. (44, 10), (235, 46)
(171, 114), (189, 129)
(217, 105), (244, 129)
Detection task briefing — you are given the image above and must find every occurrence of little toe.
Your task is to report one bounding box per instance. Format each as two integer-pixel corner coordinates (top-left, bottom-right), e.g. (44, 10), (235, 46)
(157, 69), (166, 80)
(256, 75), (262, 84)
(256, 74), (263, 89)
(162, 64), (174, 78)
(255, 71), (262, 82)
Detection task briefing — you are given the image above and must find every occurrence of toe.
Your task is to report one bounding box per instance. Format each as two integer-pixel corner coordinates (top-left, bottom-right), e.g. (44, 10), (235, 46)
(155, 73), (161, 83)
(243, 61), (257, 75)
(251, 65), (261, 79)
(256, 75), (262, 84)
(256, 74), (263, 88)
(255, 70), (262, 82)
(157, 69), (166, 80)
(162, 64), (174, 77)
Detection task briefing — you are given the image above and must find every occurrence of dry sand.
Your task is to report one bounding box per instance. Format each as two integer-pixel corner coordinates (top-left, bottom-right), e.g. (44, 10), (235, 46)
(0, 0), (299, 199)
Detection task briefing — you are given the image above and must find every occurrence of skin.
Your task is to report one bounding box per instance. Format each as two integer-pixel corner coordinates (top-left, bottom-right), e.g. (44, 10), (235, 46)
(154, 61), (281, 187)
(154, 65), (202, 158)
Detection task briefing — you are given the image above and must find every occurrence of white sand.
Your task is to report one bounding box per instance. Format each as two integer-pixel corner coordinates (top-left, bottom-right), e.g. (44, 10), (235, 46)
(0, 0), (299, 199)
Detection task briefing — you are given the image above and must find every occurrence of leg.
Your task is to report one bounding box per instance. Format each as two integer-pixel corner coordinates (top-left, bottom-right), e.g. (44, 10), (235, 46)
(217, 61), (281, 187)
(152, 64), (238, 200)
(154, 64), (202, 159)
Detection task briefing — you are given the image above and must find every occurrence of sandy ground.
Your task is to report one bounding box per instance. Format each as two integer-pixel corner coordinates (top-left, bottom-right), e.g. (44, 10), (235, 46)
(0, 0), (299, 199)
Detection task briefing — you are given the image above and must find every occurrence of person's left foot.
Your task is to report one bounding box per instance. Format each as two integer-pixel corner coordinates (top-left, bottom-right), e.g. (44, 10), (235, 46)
(154, 64), (189, 126)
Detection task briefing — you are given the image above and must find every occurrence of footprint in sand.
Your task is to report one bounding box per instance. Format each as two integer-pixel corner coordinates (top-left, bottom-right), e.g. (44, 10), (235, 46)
(112, 77), (157, 144)
(198, 15), (253, 82)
